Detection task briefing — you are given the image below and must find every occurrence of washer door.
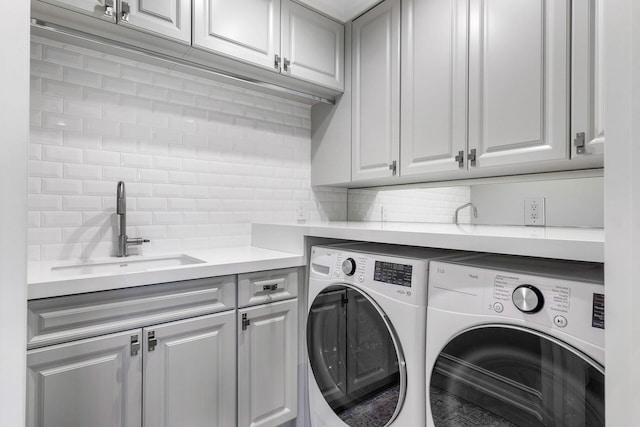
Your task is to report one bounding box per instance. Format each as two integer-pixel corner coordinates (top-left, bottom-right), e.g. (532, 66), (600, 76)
(307, 284), (407, 427)
(429, 325), (604, 427)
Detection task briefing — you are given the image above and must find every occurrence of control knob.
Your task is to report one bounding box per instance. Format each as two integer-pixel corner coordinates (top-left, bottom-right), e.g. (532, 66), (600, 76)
(341, 258), (357, 276)
(512, 284), (544, 313)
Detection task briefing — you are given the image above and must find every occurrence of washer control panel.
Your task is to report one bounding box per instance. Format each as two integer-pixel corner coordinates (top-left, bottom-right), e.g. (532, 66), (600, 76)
(310, 246), (432, 306)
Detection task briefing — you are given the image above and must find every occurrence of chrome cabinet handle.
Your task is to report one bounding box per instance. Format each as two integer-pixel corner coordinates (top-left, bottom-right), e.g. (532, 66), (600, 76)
(283, 58), (291, 72)
(121, 1), (130, 22)
(104, 0), (114, 17)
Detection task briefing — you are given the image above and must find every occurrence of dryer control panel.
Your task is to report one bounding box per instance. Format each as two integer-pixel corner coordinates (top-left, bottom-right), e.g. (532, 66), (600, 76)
(428, 259), (604, 349)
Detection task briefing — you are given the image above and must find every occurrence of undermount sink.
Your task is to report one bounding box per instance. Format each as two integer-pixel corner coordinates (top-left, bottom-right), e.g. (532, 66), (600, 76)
(50, 254), (206, 277)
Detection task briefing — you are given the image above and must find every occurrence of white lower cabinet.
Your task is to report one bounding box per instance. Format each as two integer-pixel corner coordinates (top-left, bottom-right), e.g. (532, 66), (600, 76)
(27, 329), (143, 427)
(143, 312), (236, 427)
(238, 298), (298, 427)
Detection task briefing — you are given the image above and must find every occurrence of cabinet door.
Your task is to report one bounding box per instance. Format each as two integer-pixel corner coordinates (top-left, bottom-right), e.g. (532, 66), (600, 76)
(400, 0), (468, 176)
(281, 0), (344, 91)
(193, 0), (281, 71)
(571, 0), (605, 158)
(36, 0), (117, 22)
(143, 311), (236, 427)
(116, 0), (190, 43)
(351, 0), (401, 182)
(238, 299), (298, 427)
(27, 329), (142, 427)
(468, 0), (570, 168)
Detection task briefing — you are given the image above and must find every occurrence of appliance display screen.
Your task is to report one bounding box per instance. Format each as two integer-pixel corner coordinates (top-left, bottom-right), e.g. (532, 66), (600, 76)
(374, 261), (412, 287)
(592, 293), (605, 329)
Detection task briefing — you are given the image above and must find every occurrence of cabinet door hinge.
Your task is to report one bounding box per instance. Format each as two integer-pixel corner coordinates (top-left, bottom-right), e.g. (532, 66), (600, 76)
(455, 150), (464, 168)
(468, 149), (477, 167)
(574, 132), (586, 154)
(389, 160), (397, 176)
(242, 313), (250, 330)
(147, 331), (157, 352)
(130, 334), (140, 356)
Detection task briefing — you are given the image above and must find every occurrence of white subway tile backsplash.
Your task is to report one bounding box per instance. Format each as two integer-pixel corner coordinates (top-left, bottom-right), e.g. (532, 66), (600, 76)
(42, 179), (83, 195)
(42, 211), (83, 227)
(65, 164), (102, 180)
(84, 149), (120, 166)
(42, 145), (83, 164)
(63, 196), (102, 211)
(85, 56), (121, 77)
(64, 99), (102, 118)
(29, 160), (63, 178)
(42, 79), (83, 99)
(64, 68), (101, 88)
(29, 37), (347, 259)
(43, 46), (83, 69)
(84, 118), (120, 137)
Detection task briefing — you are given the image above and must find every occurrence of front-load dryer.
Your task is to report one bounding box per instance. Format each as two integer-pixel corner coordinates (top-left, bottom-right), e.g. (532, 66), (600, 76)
(426, 253), (605, 427)
(307, 243), (461, 427)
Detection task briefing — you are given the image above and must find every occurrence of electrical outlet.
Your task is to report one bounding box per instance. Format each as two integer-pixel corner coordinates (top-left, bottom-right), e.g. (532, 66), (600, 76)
(296, 202), (306, 222)
(524, 197), (546, 226)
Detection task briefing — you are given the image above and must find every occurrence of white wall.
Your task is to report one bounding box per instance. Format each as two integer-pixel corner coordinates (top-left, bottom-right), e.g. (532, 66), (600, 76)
(0, 2), (29, 425)
(470, 177), (604, 227)
(28, 36), (347, 262)
(604, 0), (640, 424)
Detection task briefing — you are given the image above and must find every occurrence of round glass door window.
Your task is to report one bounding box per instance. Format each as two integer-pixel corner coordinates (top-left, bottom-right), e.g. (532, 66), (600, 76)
(429, 325), (604, 427)
(307, 284), (406, 427)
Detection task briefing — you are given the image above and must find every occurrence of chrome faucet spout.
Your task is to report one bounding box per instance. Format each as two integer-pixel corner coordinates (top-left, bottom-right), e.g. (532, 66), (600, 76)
(116, 181), (149, 257)
(454, 202), (478, 224)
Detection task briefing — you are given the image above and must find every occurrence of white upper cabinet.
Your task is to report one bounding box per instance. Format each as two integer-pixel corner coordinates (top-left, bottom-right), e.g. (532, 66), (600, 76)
(400, 0), (468, 177)
(36, 0), (117, 22)
(468, 0), (570, 168)
(572, 0), (605, 158)
(281, 0), (344, 91)
(193, 0), (281, 71)
(193, 0), (344, 90)
(116, 0), (191, 43)
(351, 0), (400, 182)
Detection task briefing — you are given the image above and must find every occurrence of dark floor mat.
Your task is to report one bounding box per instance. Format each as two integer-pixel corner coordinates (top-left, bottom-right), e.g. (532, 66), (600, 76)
(338, 385), (400, 427)
(430, 386), (518, 427)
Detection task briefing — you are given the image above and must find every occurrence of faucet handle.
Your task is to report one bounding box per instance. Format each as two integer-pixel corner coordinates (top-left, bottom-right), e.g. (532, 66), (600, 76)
(127, 237), (150, 246)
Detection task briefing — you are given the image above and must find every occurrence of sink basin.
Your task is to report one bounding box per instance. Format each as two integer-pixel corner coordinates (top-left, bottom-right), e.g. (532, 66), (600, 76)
(50, 254), (206, 277)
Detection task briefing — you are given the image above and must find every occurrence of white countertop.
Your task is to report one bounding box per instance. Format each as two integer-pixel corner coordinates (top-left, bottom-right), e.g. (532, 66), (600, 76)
(29, 221), (604, 300)
(252, 221), (604, 263)
(28, 246), (305, 300)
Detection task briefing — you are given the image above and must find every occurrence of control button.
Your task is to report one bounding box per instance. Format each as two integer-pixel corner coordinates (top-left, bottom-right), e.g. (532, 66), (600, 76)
(512, 284), (544, 313)
(341, 258), (357, 276)
(334, 270), (341, 278)
(358, 275), (365, 283)
(493, 302), (504, 313)
(554, 315), (568, 328)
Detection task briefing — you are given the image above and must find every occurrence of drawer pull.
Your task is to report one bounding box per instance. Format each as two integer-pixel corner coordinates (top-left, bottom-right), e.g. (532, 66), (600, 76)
(255, 278), (284, 293)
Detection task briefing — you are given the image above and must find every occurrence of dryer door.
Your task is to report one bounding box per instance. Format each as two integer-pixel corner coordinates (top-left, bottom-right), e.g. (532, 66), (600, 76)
(429, 325), (604, 427)
(307, 284), (406, 427)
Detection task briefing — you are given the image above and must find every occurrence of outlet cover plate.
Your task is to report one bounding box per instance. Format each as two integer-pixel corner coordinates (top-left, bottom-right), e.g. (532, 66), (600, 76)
(524, 197), (546, 226)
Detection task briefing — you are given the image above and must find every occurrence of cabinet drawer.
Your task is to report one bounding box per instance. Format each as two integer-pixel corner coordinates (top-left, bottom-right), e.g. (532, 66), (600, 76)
(28, 275), (236, 349)
(238, 267), (301, 308)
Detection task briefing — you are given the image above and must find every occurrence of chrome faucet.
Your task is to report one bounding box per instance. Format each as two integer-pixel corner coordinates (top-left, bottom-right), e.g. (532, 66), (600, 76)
(454, 202), (478, 224)
(116, 181), (149, 257)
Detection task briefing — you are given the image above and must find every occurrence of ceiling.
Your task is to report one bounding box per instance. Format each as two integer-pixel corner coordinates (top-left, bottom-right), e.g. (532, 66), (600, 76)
(297, 0), (381, 22)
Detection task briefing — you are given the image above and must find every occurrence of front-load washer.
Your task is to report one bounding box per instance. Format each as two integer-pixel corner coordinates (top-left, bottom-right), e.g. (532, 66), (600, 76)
(426, 253), (605, 427)
(307, 243), (461, 427)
